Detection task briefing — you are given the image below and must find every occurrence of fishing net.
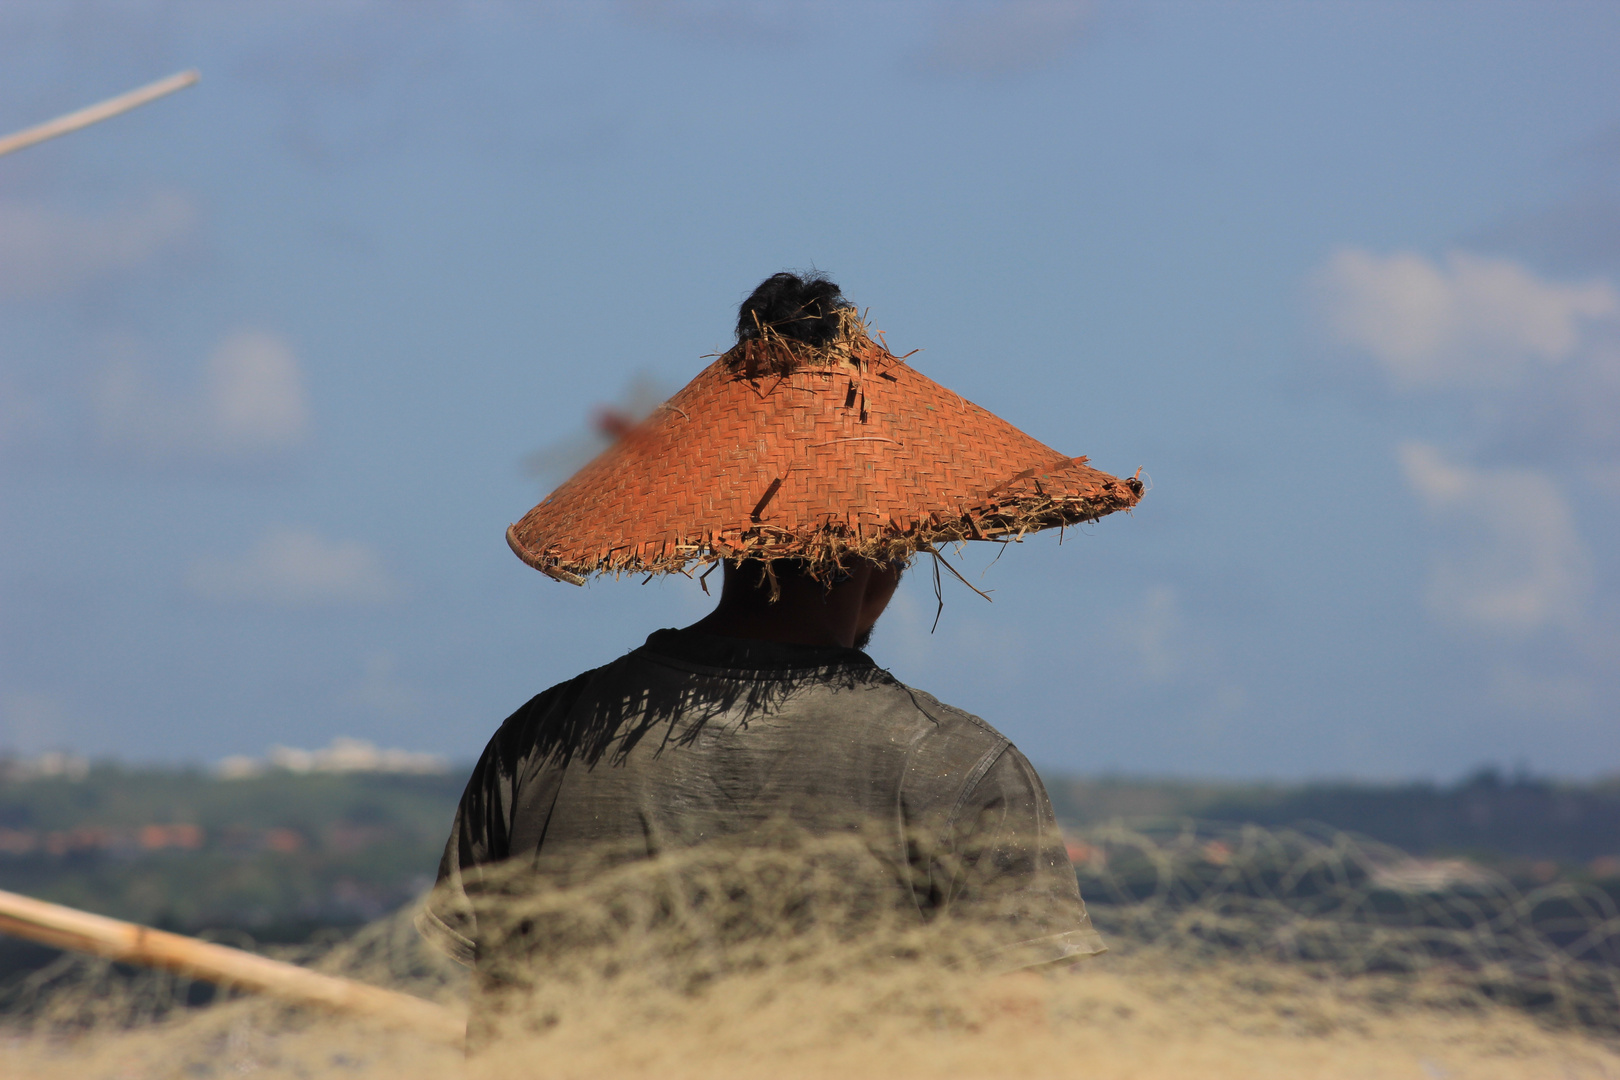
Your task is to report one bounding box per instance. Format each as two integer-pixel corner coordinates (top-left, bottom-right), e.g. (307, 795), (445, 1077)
(1073, 821), (1620, 1029)
(2, 824), (1617, 1079)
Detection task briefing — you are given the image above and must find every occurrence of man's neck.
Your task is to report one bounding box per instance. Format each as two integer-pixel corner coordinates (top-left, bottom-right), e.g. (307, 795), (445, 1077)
(688, 594), (860, 648)
(687, 565), (873, 649)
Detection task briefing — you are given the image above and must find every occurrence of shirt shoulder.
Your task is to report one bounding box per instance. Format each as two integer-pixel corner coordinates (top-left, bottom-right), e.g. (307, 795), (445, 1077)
(878, 681), (1015, 818)
(479, 666), (605, 778)
(893, 684), (1010, 744)
(892, 682), (1012, 763)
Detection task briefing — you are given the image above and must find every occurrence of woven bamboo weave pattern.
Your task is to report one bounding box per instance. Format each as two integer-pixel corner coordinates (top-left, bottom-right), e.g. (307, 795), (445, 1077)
(508, 332), (1142, 583)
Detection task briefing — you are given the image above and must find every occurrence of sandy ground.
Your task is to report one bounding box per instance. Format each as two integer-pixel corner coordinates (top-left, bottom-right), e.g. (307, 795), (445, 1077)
(4, 951), (1616, 1080)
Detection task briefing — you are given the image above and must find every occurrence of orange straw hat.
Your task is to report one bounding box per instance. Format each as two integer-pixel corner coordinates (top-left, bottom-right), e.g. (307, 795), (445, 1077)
(508, 289), (1142, 586)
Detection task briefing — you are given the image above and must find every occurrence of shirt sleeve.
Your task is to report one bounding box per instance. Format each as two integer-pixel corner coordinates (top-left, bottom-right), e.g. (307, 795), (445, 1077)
(941, 744), (1105, 972)
(415, 729), (514, 967)
(415, 674), (596, 966)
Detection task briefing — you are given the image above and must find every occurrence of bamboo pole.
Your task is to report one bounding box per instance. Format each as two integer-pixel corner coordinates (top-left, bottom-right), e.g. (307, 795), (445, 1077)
(0, 70), (199, 159)
(0, 888), (464, 1044)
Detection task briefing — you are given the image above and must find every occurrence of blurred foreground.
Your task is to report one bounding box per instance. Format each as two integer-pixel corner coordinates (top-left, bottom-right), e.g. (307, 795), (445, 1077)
(6, 951), (1617, 1079)
(2, 824), (1617, 1079)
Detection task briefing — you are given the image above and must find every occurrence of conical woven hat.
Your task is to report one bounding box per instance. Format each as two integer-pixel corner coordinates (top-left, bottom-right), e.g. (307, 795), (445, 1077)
(508, 313), (1142, 584)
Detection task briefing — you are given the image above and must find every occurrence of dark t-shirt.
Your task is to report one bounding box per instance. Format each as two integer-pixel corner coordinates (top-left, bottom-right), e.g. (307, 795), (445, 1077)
(419, 628), (1103, 972)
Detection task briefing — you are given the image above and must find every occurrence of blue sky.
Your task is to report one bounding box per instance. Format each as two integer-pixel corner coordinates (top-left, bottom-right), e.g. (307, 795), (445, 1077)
(2, 1), (1617, 779)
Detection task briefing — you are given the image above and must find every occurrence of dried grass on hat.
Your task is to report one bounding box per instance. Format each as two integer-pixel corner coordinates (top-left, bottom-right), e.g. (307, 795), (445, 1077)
(507, 272), (1143, 587)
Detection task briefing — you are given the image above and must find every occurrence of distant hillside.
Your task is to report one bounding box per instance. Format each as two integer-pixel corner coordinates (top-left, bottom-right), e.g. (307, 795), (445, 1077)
(1046, 768), (1620, 872)
(0, 765), (464, 938)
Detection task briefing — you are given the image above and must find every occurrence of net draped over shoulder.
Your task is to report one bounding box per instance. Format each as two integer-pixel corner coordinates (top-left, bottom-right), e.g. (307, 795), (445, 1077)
(419, 629), (1102, 974)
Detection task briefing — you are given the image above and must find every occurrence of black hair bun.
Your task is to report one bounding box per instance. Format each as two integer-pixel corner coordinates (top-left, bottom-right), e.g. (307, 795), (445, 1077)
(737, 272), (852, 346)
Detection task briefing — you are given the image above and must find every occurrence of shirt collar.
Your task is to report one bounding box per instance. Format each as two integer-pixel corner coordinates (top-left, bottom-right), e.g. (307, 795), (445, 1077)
(639, 627), (876, 673)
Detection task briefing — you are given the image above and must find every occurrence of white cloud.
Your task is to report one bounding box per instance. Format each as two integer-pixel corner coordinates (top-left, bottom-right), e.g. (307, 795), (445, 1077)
(918, 0), (1090, 77)
(1399, 442), (1591, 633)
(347, 650), (422, 714)
(1317, 248), (1618, 388)
(204, 331), (311, 450)
(0, 192), (197, 301)
(1128, 583), (1182, 683)
(95, 329), (311, 460)
(186, 528), (397, 608)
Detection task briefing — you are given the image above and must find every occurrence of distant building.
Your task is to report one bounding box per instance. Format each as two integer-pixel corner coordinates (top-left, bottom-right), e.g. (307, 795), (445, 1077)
(216, 736), (449, 779)
(0, 752), (91, 782)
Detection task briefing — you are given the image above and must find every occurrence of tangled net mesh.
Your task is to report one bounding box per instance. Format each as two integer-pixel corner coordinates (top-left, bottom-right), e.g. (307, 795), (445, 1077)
(1073, 822), (1620, 1027)
(2, 824), (1618, 1079)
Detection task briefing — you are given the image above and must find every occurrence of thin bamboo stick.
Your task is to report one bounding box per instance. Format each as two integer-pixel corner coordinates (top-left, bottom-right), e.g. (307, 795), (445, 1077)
(0, 70), (199, 159)
(0, 888), (464, 1044)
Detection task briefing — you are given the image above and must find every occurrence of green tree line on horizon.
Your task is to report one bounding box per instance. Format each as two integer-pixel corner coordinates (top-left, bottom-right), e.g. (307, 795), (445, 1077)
(0, 764), (1616, 948)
